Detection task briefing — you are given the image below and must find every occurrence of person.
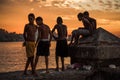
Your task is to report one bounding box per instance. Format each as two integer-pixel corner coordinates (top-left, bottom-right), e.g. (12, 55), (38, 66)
(23, 13), (37, 75)
(69, 27), (81, 45)
(83, 11), (97, 31)
(69, 13), (93, 45)
(52, 17), (68, 71)
(34, 17), (52, 73)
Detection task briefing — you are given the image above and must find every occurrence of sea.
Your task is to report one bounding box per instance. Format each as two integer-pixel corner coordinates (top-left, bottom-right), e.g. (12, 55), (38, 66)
(0, 41), (70, 73)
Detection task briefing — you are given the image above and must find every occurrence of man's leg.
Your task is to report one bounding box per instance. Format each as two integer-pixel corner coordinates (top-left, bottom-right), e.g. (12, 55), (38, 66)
(74, 35), (79, 45)
(29, 56), (38, 76)
(69, 34), (74, 45)
(45, 56), (49, 73)
(34, 56), (39, 70)
(55, 55), (59, 71)
(23, 57), (31, 75)
(61, 57), (65, 71)
(30, 56), (35, 74)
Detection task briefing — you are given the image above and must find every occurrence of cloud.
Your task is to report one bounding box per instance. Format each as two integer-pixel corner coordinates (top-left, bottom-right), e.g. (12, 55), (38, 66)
(29, 0), (34, 2)
(35, 0), (120, 11)
(0, 0), (119, 12)
(62, 16), (71, 20)
(30, 8), (34, 11)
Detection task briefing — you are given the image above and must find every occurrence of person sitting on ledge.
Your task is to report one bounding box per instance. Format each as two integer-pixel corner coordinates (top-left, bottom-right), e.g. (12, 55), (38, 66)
(69, 12), (95, 46)
(83, 11), (97, 32)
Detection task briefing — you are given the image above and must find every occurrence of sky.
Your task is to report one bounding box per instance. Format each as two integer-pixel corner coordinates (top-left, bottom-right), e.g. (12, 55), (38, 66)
(0, 0), (120, 36)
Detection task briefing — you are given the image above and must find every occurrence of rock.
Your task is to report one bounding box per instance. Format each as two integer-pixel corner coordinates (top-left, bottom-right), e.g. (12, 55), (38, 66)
(109, 64), (116, 69)
(69, 27), (120, 66)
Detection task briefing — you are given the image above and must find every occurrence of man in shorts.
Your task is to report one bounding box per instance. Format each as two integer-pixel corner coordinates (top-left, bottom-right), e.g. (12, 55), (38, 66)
(34, 17), (52, 73)
(52, 17), (68, 71)
(23, 13), (37, 75)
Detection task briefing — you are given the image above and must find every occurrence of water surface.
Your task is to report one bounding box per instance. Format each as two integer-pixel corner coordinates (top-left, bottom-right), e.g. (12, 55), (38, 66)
(0, 42), (70, 72)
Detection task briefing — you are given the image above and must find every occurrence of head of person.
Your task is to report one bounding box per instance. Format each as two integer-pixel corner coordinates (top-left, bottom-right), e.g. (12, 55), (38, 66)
(57, 17), (63, 24)
(28, 13), (35, 24)
(36, 16), (43, 25)
(77, 13), (83, 21)
(83, 11), (89, 18)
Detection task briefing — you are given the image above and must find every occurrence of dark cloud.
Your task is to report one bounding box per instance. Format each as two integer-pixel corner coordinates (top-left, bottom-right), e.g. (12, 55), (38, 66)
(0, 0), (10, 4)
(0, 0), (13, 8)
(0, 0), (120, 12)
(0, 0), (37, 14)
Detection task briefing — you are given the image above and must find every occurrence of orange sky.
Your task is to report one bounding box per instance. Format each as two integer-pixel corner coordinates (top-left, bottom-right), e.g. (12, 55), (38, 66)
(0, 0), (120, 37)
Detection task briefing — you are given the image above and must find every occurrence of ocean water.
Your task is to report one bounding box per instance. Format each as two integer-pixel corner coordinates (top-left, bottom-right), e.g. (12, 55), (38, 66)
(0, 42), (70, 72)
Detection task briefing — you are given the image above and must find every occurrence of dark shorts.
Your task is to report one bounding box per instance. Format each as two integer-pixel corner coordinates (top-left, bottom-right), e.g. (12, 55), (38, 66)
(78, 29), (90, 36)
(56, 39), (68, 57)
(36, 41), (50, 56)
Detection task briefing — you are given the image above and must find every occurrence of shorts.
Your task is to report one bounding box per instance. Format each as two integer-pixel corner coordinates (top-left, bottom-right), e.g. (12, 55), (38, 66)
(56, 39), (68, 57)
(36, 41), (50, 56)
(25, 41), (35, 57)
(78, 29), (90, 36)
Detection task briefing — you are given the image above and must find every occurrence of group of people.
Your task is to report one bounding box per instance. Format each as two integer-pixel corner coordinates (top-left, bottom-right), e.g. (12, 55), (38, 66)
(69, 11), (96, 45)
(23, 11), (96, 76)
(23, 13), (68, 76)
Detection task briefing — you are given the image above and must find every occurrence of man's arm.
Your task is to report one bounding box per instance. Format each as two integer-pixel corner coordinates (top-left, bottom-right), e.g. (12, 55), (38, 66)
(48, 27), (52, 42)
(69, 31), (75, 45)
(23, 25), (27, 41)
(23, 25), (28, 47)
(65, 26), (68, 38)
(36, 28), (41, 47)
(93, 19), (97, 30)
(51, 25), (58, 40)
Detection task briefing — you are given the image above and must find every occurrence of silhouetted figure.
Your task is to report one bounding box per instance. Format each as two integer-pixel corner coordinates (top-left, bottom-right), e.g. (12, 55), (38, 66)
(83, 11), (97, 32)
(23, 13), (37, 76)
(69, 13), (93, 45)
(52, 17), (68, 71)
(34, 17), (52, 73)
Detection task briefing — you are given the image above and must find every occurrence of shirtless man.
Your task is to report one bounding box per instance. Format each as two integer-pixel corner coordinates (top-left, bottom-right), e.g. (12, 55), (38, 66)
(83, 11), (96, 32)
(52, 17), (68, 71)
(34, 17), (52, 73)
(69, 13), (93, 45)
(23, 13), (37, 75)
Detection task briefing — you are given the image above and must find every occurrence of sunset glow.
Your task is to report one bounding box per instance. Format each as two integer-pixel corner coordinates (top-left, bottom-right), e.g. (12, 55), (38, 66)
(0, 0), (120, 37)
